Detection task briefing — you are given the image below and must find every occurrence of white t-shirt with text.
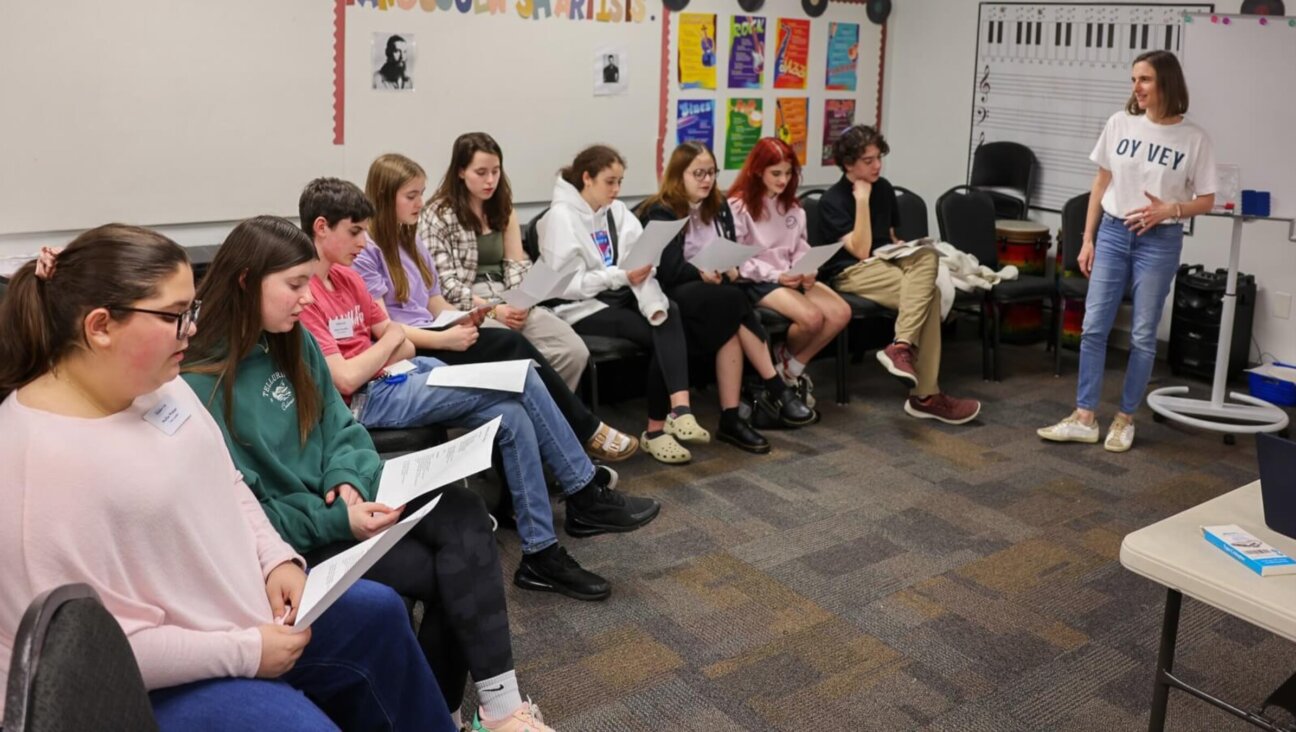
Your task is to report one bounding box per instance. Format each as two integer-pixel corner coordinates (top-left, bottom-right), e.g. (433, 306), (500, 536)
(1090, 111), (1217, 219)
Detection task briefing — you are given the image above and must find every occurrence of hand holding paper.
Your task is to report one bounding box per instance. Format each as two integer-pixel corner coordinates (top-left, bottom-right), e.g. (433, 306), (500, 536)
(293, 497), (440, 631)
(499, 263), (578, 309)
(786, 243), (843, 276)
(617, 219), (688, 270)
(687, 237), (756, 273)
(421, 306), (487, 331)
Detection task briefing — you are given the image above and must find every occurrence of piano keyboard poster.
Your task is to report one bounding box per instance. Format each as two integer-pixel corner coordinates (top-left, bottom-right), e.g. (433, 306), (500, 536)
(969, 3), (1211, 212)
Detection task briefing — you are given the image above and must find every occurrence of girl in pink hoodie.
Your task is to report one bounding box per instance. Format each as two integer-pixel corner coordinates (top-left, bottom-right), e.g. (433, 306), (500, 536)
(728, 138), (851, 405)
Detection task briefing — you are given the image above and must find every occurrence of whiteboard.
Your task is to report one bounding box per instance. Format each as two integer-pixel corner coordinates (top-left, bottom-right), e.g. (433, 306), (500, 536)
(0, 0), (341, 235)
(967, 3), (1209, 212)
(1181, 12), (1296, 223)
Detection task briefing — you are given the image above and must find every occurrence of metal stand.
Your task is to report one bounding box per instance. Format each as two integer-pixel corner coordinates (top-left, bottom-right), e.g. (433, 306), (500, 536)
(1147, 216), (1290, 438)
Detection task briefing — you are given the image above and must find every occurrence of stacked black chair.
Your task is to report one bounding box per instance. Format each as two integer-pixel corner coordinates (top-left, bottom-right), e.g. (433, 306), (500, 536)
(937, 185), (1054, 381)
(968, 141), (1036, 220)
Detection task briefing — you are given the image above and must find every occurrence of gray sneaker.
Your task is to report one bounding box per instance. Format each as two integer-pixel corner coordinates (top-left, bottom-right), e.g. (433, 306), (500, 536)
(1104, 418), (1135, 452)
(1037, 413), (1100, 443)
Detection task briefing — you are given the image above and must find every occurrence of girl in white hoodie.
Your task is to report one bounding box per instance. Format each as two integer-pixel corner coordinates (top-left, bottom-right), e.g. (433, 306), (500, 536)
(538, 145), (704, 465)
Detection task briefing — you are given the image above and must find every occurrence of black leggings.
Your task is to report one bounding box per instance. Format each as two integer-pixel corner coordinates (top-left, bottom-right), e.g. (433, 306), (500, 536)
(419, 327), (600, 442)
(572, 300), (689, 421)
(305, 486), (511, 712)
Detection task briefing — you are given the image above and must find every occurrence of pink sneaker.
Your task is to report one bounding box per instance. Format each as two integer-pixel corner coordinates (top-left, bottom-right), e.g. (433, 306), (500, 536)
(472, 700), (554, 732)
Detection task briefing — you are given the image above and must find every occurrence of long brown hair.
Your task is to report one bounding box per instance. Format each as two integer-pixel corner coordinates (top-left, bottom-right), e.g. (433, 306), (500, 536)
(639, 142), (723, 223)
(366, 153), (433, 304)
(184, 216), (321, 444)
(429, 132), (513, 235)
(728, 137), (801, 221)
(0, 225), (189, 401)
(559, 145), (625, 192)
(1127, 50), (1189, 118)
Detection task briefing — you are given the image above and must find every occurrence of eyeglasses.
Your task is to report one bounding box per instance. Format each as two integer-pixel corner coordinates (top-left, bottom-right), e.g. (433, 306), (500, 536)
(689, 168), (718, 181)
(109, 300), (202, 340)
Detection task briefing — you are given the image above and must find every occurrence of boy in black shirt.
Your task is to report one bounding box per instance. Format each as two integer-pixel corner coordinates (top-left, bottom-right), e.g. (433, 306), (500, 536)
(817, 126), (980, 425)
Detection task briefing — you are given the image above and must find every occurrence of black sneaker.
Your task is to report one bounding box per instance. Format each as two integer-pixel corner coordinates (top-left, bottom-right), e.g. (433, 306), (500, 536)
(564, 470), (660, 537)
(755, 384), (816, 427)
(717, 414), (770, 454)
(514, 545), (611, 601)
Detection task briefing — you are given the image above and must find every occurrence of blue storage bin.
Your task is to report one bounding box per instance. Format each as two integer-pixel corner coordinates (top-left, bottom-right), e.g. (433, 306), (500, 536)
(1248, 361), (1296, 407)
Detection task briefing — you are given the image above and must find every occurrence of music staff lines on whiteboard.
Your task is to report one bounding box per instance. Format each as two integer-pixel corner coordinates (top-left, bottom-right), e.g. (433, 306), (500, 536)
(970, 3), (1203, 212)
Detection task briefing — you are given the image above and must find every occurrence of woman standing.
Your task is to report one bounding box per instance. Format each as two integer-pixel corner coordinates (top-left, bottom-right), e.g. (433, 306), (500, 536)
(1039, 50), (1216, 452)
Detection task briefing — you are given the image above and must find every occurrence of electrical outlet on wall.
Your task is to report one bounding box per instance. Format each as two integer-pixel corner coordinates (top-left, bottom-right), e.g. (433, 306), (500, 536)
(1273, 291), (1292, 320)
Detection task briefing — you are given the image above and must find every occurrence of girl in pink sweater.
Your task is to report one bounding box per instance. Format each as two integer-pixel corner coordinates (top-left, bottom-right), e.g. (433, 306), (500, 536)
(0, 226), (454, 731)
(728, 138), (850, 406)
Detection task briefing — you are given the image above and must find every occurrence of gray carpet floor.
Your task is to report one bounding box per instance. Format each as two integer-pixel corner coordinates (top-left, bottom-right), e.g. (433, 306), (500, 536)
(483, 338), (1295, 731)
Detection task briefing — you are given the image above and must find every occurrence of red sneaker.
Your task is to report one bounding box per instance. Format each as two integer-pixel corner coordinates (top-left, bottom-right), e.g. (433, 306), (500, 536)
(877, 342), (919, 388)
(904, 394), (981, 425)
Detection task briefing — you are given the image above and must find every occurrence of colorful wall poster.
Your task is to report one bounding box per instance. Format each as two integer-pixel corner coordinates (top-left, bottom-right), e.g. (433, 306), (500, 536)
(821, 99), (856, 165)
(773, 18), (810, 90)
(727, 16), (766, 89)
(676, 99), (716, 148)
(678, 13), (717, 90)
(775, 98), (808, 165)
(825, 22), (860, 91)
(724, 98), (764, 169)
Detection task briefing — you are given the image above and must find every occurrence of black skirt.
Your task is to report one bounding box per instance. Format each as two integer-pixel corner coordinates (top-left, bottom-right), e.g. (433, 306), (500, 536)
(668, 280), (766, 353)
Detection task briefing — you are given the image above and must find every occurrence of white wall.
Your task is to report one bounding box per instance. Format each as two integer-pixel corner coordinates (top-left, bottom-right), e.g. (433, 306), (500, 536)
(880, 0), (1296, 365)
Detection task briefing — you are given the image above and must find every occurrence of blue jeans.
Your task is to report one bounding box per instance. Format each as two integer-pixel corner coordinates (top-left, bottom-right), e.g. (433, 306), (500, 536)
(359, 356), (595, 554)
(149, 580), (455, 731)
(1077, 214), (1183, 415)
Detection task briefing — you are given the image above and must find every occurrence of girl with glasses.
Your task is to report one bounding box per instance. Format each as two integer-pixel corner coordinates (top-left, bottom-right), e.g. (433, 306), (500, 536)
(0, 226), (455, 731)
(638, 142), (816, 453)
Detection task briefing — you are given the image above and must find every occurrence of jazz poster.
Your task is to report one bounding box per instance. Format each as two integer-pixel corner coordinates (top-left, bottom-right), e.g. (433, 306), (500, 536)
(825, 22), (860, 91)
(775, 98), (808, 165)
(821, 99), (856, 165)
(727, 16), (766, 89)
(772, 18), (810, 90)
(724, 98), (764, 169)
(676, 99), (716, 148)
(678, 13), (717, 90)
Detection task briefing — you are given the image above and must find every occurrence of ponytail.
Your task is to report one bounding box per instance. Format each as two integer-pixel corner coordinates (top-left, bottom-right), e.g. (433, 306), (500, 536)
(0, 225), (189, 401)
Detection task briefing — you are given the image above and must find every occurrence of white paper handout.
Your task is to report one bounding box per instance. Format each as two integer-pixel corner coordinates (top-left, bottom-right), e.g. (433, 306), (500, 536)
(617, 218), (688, 270)
(498, 263), (579, 310)
(421, 308), (479, 331)
(687, 237), (756, 273)
(294, 496), (440, 631)
(786, 243), (843, 276)
(375, 416), (502, 508)
(425, 359), (536, 393)
(871, 238), (946, 262)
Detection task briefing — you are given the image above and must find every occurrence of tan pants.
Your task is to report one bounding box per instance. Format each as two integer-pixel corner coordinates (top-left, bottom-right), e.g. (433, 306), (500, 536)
(833, 248), (943, 396)
(472, 280), (590, 391)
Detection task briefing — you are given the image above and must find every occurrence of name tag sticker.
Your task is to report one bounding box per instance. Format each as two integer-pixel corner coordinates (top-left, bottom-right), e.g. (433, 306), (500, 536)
(328, 317), (354, 340)
(143, 397), (191, 436)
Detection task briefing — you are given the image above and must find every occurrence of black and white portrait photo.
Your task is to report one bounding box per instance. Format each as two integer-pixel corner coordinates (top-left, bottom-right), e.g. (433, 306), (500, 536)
(593, 46), (627, 97)
(372, 33), (414, 91)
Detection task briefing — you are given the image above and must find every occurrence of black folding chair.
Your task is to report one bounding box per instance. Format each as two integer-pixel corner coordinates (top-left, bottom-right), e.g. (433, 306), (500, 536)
(4, 584), (158, 732)
(969, 141), (1036, 220)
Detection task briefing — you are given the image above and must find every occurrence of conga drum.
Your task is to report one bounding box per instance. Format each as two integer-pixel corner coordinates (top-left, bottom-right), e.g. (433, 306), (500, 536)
(995, 219), (1051, 342)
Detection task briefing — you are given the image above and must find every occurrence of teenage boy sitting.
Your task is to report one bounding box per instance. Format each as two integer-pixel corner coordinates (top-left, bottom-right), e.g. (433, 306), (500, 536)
(816, 125), (981, 425)
(295, 177), (660, 601)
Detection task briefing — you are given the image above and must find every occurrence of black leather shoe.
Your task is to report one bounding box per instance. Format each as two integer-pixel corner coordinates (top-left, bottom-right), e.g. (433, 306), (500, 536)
(756, 385), (816, 427)
(514, 545), (611, 601)
(717, 415), (770, 453)
(564, 476), (660, 537)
